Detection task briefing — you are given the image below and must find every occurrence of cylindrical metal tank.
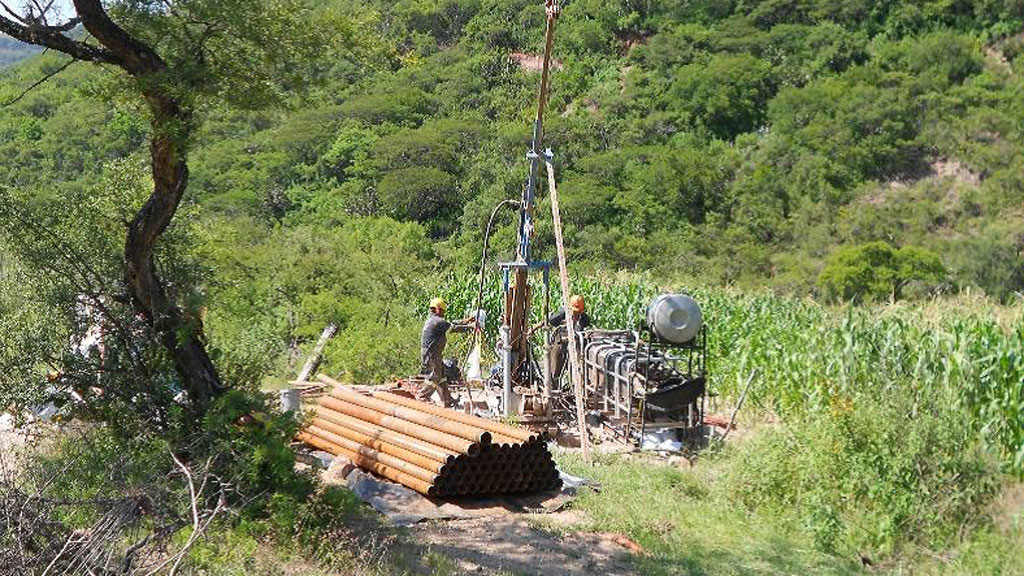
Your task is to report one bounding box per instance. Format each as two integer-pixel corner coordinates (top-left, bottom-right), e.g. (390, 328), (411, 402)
(646, 294), (702, 345)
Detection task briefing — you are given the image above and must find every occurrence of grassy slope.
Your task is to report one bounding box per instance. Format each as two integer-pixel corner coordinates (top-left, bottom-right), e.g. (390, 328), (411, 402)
(556, 450), (865, 576)
(555, 449), (1024, 576)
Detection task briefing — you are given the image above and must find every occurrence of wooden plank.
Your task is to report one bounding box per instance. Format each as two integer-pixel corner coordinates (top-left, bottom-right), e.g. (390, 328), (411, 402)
(545, 159), (590, 464)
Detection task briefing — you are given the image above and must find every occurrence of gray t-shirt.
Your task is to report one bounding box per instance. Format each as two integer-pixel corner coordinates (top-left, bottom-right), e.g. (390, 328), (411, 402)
(421, 312), (470, 360)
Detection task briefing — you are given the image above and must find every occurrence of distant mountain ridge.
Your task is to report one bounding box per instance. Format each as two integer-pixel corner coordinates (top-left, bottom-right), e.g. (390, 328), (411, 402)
(0, 34), (41, 68)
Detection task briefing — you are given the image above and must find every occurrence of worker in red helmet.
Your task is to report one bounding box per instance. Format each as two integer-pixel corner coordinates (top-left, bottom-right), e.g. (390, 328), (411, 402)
(531, 294), (592, 384)
(420, 297), (475, 406)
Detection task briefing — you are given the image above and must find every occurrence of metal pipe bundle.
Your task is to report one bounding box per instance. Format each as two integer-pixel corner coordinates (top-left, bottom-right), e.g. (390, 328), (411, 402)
(299, 376), (561, 497)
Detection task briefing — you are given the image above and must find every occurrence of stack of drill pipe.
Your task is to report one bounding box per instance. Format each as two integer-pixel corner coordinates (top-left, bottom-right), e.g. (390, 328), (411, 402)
(298, 375), (562, 497)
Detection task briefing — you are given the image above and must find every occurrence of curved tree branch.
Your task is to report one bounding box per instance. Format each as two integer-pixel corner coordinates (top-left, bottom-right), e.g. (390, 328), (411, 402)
(72, 0), (164, 74)
(0, 13), (117, 63)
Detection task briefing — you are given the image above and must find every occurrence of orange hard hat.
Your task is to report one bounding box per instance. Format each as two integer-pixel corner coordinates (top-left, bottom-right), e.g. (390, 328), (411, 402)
(569, 295), (585, 312)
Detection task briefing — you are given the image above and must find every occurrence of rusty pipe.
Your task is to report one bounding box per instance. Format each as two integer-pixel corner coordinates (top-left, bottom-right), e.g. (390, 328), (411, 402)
(491, 433), (526, 447)
(371, 390), (538, 442)
(322, 381), (491, 444)
(319, 396), (480, 456)
(306, 426), (439, 484)
(311, 417), (446, 474)
(314, 406), (457, 463)
(298, 431), (437, 496)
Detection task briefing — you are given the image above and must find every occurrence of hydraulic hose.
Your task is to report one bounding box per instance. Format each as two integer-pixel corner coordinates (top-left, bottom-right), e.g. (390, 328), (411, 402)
(466, 199), (520, 415)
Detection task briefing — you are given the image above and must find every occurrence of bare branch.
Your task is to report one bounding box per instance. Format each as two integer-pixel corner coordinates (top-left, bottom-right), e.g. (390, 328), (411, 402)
(48, 16), (81, 33)
(0, 13), (117, 63)
(141, 453), (225, 576)
(30, 0), (47, 22)
(1, 57), (76, 107)
(0, 1), (28, 24)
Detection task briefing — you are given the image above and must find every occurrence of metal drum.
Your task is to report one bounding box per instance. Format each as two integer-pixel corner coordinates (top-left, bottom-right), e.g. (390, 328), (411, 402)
(646, 294), (702, 345)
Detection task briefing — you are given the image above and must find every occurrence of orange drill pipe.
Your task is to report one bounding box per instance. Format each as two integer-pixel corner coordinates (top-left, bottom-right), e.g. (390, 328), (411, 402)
(313, 406), (457, 464)
(306, 425), (439, 484)
(371, 390), (539, 443)
(297, 431), (436, 496)
(320, 378), (492, 445)
(318, 395), (480, 456)
(311, 417), (446, 475)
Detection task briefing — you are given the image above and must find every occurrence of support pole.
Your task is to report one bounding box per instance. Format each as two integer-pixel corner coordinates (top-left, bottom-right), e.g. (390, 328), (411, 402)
(501, 325), (513, 417)
(544, 155), (590, 464)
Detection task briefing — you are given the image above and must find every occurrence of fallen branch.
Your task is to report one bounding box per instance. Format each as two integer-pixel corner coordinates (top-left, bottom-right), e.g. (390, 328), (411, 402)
(296, 324), (337, 383)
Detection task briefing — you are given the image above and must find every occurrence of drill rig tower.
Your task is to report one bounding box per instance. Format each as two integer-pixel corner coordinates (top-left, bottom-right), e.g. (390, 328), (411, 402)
(498, 0), (561, 419)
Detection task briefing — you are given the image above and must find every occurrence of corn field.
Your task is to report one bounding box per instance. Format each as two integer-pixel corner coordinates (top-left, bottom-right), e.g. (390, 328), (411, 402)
(436, 273), (1024, 476)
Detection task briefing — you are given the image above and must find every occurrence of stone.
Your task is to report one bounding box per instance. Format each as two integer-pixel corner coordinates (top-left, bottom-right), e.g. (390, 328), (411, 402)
(323, 455), (356, 484)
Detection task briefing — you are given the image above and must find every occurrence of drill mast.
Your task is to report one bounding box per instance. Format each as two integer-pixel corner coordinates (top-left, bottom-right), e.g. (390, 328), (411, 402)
(501, 0), (560, 417)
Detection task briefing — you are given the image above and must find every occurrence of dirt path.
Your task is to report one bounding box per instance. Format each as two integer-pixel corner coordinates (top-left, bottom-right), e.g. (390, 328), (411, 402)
(411, 513), (640, 576)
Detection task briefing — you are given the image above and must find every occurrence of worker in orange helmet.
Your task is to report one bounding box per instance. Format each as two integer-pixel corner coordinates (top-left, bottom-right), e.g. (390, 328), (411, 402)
(420, 297), (475, 406)
(531, 294), (592, 384)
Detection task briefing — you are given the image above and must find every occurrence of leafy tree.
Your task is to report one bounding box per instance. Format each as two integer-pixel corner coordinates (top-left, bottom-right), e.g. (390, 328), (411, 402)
(377, 166), (459, 225)
(395, 0), (483, 46)
(0, 1), (344, 409)
(818, 242), (946, 302)
(905, 32), (982, 87)
(338, 84), (438, 125)
(318, 120), (378, 181)
(670, 53), (774, 139)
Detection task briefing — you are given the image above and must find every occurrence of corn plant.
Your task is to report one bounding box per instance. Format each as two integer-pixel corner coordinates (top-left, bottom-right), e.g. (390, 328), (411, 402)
(439, 274), (1024, 477)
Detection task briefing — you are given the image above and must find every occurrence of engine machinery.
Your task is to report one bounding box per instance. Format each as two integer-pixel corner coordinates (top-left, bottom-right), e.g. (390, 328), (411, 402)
(577, 294), (707, 444)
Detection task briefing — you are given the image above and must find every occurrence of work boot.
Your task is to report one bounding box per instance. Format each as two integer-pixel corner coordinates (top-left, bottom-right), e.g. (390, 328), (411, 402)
(438, 381), (453, 407)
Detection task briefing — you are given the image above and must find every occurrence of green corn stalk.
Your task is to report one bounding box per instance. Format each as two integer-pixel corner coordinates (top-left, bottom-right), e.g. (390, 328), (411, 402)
(424, 273), (1024, 475)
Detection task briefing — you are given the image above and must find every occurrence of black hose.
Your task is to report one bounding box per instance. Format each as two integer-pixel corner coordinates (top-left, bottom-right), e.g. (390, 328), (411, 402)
(465, 199), (520, 414)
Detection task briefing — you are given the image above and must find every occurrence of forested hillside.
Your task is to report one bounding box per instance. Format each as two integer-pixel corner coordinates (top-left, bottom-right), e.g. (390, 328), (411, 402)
(0, 35), (38, 68)
(2, 0), (1024, 381)
(5, 2), (1024, 286)
(2, 3), (1024, 573)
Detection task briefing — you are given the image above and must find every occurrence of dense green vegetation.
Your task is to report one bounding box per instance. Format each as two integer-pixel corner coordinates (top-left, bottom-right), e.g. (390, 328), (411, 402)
(456, 276), (1024, 566)
(4, 0), (1024, 383)
(2, 1), (1024, 574)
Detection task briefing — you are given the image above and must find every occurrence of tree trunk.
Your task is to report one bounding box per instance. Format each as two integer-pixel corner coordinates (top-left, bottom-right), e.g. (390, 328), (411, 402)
(2, 0), (228, 407)
(73, 0), (224, 405)
(124, 110), (224, 406)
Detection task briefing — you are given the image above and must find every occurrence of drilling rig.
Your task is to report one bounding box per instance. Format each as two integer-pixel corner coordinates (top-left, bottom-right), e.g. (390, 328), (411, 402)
(489, 0), (708, 446)
(495, 0), (561, 420)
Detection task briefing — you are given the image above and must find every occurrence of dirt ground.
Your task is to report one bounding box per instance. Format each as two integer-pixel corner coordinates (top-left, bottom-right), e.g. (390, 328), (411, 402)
(411, 511), (640, 576)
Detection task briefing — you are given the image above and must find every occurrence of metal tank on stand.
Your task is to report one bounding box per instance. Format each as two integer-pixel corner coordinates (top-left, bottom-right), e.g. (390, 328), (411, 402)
(577, 294), (708, 447)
